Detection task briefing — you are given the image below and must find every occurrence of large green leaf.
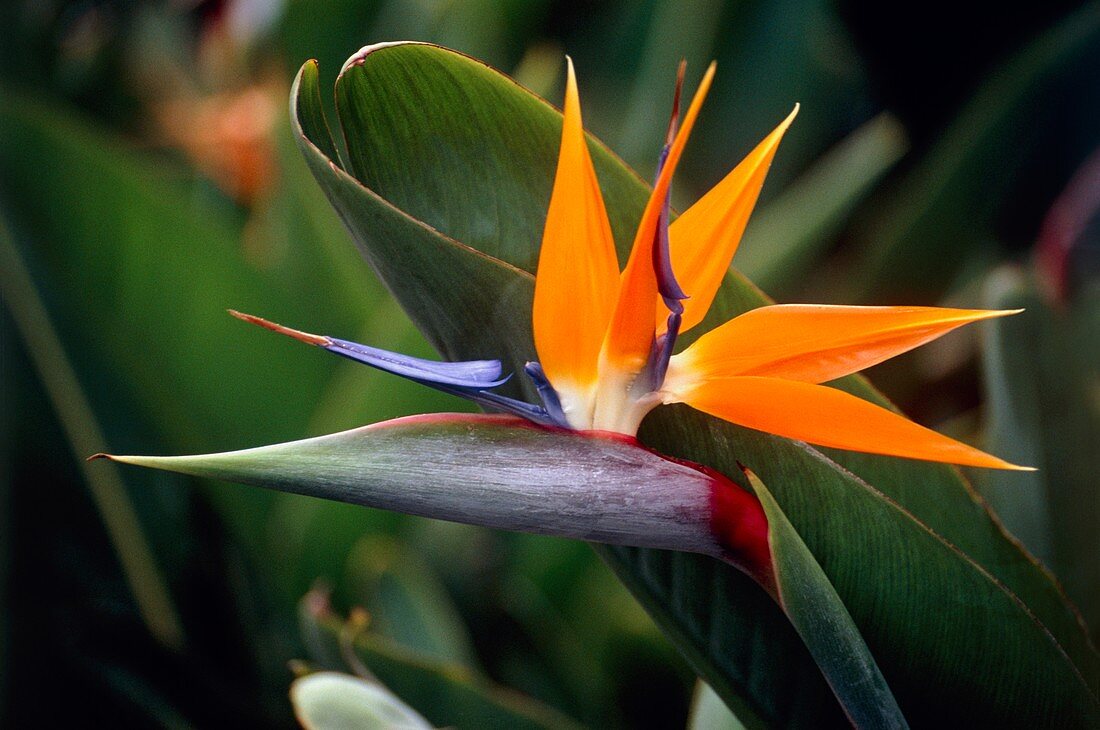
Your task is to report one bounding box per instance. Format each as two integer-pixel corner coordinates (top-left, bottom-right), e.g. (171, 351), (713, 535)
(688, 682), (747, 730)
(980, 267), (1100, 641)
(288, 43), (1098, 726)
(746, 469), (905, 728)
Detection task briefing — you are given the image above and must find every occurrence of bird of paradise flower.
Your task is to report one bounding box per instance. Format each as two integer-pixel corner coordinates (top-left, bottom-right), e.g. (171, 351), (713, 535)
(230, 58), (1026, 472)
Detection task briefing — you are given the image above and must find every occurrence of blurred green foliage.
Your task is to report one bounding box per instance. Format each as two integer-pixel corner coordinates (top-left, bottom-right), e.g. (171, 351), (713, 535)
(1, 0), (1097, 727)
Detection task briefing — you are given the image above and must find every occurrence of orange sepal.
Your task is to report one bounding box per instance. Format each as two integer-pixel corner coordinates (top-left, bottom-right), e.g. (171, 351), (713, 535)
(600, 62), (716, 372)
(664, 106), (798, 334)
(671, 304), (1022, 384)
(532, 58), (620, 390)
(667, 376), (1031, 470)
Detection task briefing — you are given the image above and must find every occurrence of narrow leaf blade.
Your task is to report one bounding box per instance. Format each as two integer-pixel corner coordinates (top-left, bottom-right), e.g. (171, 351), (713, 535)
(746, 468), (907, 728)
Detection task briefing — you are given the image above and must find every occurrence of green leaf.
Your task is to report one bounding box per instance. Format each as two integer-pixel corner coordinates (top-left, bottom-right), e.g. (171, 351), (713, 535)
(291, 671), (433, 730)
(0, 89), (365, 453)
(980, 267), (1100, 641)
(0, 205), (184, 649)
(344, 534), (480, 667)
(0, 85), (457, 607)
(299, 596), (584, 729)
(848, 3), (1100, 300)
(290, 42), (1099, 726)
(746, 469), (905, 728)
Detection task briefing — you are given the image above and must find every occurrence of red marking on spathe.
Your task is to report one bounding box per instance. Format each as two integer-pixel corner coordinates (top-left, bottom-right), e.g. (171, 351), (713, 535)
(359, 413), (774, 585)
(709, 466), (774, 592)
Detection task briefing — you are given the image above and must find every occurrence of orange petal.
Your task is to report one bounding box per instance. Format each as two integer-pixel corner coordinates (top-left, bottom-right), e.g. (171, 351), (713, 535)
(533, 58), (620, 390)
(600, 62), (716, 372)
(664, 106), (798, 334)
(666, 376), (1030, 470)
(671, 304), (1021, 384)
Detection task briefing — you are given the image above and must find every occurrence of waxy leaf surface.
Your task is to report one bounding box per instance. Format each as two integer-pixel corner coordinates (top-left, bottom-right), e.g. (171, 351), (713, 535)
(747, 470), (905, 728)
(981, 268), (1100, 642)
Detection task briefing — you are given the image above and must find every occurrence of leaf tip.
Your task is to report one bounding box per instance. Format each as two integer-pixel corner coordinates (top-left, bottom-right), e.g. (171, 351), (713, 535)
(339, 41), (420, 78)
(736, 461), (767, 488)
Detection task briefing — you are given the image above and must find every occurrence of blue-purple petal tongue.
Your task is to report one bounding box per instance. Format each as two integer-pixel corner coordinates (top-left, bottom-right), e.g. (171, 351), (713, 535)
(451, 387), (561, 428)
(227, 310), (506, 388)
(523, 361), (568, 426)
(652, 180), (686, 315)
(322, 337), (560, 426)
(644, 61), (690, 390)
(651, 62), (689, 315)
(229, 310), (562, 427)
(325, 337), (507, 388)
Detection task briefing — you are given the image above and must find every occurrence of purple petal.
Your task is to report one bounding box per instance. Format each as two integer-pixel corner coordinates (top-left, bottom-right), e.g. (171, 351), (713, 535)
(453, 387), (562, 428)
(652, 172), (687, 315)
(649, 309), (681, 391)
(324, 338), (564, 425)
(524, 362), (569, 427)
(323, 338), (566, 425)
(651, 64), (689, 313)
(325, 337), (507, 388)
(230, 311), (562, 429)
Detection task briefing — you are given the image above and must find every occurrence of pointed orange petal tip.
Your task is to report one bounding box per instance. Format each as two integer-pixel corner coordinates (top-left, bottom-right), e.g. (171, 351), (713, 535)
(662, 102), (798, 335)
(601, 62), (716, 369)
(228, 310), (330, 346)
(780, 104), (799, 139)
(670, 304), (1030, 386)
(669, 376), (1031, 470)
(533, 53), (619, 394)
